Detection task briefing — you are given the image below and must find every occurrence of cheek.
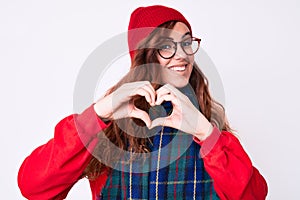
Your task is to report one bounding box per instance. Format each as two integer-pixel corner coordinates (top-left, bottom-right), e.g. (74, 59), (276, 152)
(188, 56), (194, 69)
(188, 55), (194, 64)
(157, 55), (170, 67)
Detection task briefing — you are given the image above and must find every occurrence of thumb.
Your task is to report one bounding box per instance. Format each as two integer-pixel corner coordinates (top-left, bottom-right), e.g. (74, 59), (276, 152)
(130, 107), (151, 128)
(149, 117), (170, 129)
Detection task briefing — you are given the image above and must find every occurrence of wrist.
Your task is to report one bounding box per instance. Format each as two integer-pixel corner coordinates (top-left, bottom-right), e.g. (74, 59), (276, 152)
(201, 122), (213, 140)
(93, 96), (113, 120)
(195, 119), (213, 141)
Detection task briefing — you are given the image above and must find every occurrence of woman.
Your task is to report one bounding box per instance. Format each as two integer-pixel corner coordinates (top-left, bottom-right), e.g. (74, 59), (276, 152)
(18, 5), (268, 200)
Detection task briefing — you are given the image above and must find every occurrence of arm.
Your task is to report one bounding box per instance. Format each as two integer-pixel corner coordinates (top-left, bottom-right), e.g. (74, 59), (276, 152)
(195, 127), (268, 200)
(18, 105), (109, 200)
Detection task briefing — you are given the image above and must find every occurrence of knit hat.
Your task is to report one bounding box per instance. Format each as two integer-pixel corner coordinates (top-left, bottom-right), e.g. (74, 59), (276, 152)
(128, 5), (192, 61)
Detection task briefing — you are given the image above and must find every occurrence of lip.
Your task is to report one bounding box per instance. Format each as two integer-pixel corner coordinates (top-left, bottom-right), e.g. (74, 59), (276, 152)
(167, 64), (188, 72)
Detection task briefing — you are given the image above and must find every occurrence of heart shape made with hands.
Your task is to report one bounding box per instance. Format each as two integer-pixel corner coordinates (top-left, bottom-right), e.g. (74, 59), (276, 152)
(125, 82), (196, 130)
(131, 91), (177, 129)
(111, 82), (202, 137)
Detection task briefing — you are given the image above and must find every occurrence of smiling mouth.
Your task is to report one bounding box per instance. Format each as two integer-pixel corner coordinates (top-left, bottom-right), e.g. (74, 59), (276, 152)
(168, 64), (187, 72)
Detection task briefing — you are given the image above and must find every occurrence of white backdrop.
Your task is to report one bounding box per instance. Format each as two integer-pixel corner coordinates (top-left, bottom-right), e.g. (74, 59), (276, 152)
(1, 0), (300, 199)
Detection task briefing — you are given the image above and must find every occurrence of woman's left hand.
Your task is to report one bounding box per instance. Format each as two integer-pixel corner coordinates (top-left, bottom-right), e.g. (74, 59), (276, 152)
(149, 84), (213, 140)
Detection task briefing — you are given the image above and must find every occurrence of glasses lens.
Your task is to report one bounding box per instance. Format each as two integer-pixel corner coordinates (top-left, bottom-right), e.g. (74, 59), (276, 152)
(157, 38), (200, 59)
(158, 40), (175, 59)
(182, 39), (199, 55)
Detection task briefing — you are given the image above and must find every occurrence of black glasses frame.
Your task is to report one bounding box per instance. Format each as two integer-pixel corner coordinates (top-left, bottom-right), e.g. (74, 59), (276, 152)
(157, 37), (201, 59)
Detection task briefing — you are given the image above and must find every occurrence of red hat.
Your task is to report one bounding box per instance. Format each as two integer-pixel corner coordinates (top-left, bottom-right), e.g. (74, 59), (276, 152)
(128, 5), (192, 61)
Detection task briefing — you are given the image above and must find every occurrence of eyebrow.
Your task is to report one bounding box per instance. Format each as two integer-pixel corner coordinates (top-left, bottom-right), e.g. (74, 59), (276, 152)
(182, 32), (192, 39)
(159, 32), (192, 41)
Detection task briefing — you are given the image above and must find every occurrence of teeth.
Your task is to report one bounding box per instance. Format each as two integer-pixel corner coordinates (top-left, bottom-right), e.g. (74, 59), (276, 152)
(170, 65), (186, 71)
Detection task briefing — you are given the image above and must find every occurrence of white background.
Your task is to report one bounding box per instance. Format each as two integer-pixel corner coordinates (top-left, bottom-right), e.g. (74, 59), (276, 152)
(1, 0), (300, 199)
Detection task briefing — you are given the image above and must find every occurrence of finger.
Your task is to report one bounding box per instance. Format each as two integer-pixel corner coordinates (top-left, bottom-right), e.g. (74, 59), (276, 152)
(163, 84), (183, 96)
(149, 117), (171, 129)
(155, 86), (172, 105)
(160, 84), (191, 105)
(163, 84), (188, 100)
(131, 87), (153, 105)
(141, 83), (156, 106)
(122, 81), (156, 105)
(156, 93), (182, 109)
(156, 87), (170, 100)
(155, 94), (175, 105)
(142, 81), (156, 93)
(130, 107), (152, 127)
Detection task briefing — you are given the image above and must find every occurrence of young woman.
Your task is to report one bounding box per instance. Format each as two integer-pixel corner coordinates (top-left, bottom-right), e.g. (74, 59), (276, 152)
(18, 5), (268, 200)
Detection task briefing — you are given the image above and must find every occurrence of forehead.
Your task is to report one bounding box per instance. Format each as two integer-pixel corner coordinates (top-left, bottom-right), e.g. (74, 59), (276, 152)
(164, 22), (191, 39)
(172, 22), (190, 33)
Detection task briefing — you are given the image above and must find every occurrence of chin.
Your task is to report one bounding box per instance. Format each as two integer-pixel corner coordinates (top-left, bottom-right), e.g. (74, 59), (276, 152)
(166, 77), (189, 88)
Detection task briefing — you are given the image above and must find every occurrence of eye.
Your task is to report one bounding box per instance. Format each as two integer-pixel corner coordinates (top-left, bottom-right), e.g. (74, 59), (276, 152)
(157, 39), (175, 50)
(159, 41), (175, 50)
(181, 40), (192, 47)
(159, 44), (172, 50)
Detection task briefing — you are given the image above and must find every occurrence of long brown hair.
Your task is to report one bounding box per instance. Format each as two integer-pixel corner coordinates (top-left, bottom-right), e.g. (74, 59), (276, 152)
(83, 21), (231, 180)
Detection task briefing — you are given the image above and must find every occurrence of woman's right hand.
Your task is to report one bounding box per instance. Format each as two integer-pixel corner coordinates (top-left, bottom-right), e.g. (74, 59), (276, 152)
(93, 81), (156, 127)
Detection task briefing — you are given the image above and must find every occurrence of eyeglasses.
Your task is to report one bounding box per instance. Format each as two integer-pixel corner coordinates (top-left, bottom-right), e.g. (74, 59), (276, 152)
(157, 37), (201, 59)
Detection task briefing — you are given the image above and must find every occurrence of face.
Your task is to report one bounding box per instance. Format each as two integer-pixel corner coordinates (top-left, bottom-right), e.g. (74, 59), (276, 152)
(156, 22), (194, 87)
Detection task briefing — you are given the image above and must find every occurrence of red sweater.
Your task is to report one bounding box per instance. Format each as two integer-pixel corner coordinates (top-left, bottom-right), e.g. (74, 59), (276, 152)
(18, 105), (268, 200)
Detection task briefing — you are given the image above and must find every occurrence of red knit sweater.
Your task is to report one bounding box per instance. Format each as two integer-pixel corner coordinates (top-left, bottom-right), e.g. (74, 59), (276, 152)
(18, 105), (268, 200)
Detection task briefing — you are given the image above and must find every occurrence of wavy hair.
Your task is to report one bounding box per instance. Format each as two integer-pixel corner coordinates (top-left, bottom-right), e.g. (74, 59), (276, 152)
(82, 21), (231, 180)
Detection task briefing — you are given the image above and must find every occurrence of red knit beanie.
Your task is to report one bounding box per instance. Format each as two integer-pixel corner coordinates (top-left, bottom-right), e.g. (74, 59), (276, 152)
(128, 5), (192, 61)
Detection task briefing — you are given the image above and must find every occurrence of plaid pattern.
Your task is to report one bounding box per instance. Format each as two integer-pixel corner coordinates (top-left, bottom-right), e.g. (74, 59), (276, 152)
(147, 126), (219, 200)
(99, 86), (219, 200)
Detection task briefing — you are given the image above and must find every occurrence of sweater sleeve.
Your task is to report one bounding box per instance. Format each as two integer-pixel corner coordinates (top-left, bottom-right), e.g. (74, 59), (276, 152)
(18, 105), (109, 200)
(194, 127), (268, 200)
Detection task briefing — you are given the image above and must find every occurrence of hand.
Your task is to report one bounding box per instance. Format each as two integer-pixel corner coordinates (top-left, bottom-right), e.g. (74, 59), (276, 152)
(149, 84), (213, 140)
(94, 81), (156, 127)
